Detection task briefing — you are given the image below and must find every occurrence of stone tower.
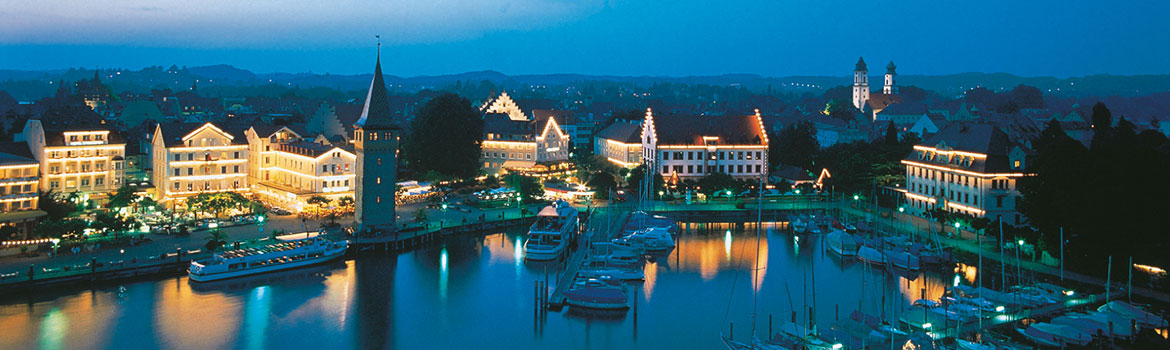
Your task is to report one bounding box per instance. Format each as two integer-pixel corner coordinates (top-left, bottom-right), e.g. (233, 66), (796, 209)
(852, 57), (870, 110)
(354, 44), (399, 235)
(884, 61), (897, 95)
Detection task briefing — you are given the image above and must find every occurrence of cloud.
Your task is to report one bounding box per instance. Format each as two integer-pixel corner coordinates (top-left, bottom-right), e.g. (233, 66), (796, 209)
(0, 0), (606, 48)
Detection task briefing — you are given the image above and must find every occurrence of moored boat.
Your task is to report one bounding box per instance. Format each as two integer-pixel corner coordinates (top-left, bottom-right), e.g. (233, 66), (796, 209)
(188, 232), (347, 283)
(524, 201), (580, 260)
(825, 230), (858, 256)
(857, 246), (887, 265)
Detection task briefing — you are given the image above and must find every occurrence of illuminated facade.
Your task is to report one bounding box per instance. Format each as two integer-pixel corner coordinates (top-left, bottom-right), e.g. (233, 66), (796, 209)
(593, 120), (642, 168)
(479, 91), (527, 121)
(21, 118), (125, 197)
(0, 149), (45, 238)
(901, 123), (1033, 225)
(641, 109), (769, 180)
(480, 111), (571, 175)
(246, 126), (356, 212)
(152, 122), (248, 201)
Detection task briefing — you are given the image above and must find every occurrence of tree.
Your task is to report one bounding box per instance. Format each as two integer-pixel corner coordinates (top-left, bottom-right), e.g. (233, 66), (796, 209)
(106, 185), (139, 210)
(205, 228), (229, 251)
(338, 196), (355, 215)
(306, 195), (331, 219)
(38, 191), (76, 220)
(414, 208), (429, 222)
(34, 218), (87, 239)
(626, 164), (664, 195)
(586, 171), (617, 199)
(696, 172), (740, 199)
(189, 192), (249, 219)
(504, 174), (544, 202)
(824, 99), (856, 122)
(773, 120), (819, 170)
(884, 120), (898, 146)
(1090, 102), (1112, 148)
(404, 93), (484, 179)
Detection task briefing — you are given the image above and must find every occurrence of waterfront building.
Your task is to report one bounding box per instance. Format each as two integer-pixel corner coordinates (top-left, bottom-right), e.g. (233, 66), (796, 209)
(593, 120), (642, 168)
(901, 123), (1034, 225)
(151, 122), (248, 202)
(21, 115), (126, 199)
(0, 144), (45, 238)
(641, 109), (769, 181)
(480, 107), (572, 175)
(353, 46), (399, 235)
(245, 125), (356, 213)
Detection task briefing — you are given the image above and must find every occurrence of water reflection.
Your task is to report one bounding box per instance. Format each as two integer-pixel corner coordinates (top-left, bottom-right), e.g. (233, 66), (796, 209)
(244, 286), (270, 350)
(0, 222), (969, 350)
(38, 307), (66, 350)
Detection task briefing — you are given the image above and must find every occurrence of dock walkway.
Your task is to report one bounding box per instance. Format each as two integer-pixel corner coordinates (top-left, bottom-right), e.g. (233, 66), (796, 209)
(548, 203), (631, 307)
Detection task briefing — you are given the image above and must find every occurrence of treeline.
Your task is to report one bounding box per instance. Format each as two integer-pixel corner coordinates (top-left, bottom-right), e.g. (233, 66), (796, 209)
(1019, 102), (1170, 271)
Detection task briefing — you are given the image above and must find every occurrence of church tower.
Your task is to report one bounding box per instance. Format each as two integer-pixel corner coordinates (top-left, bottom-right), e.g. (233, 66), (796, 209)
(354, 43), (399, 235)
(852, 57), (870, 110)
(884, 61), (897, 95)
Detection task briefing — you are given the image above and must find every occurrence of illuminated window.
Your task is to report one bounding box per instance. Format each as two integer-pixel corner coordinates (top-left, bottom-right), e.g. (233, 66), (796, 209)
(1013, 160), (1020, 168)
(377, 158), (382, 166)
(376, 196), (381, 203)
(376, 177), (381, 184)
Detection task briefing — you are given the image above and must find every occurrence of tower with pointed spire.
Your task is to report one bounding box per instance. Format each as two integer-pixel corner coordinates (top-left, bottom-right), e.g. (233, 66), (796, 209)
(852, 57), (870, 110)
(883, 61), (897, 95)
(353, 42), (399, 236)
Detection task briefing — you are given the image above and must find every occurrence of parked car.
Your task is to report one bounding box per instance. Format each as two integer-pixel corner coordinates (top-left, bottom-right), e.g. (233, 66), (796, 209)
(271, 208), (292, 216)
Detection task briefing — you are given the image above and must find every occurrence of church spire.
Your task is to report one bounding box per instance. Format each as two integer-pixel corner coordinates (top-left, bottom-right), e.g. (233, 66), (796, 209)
(355, 39), (395, 130)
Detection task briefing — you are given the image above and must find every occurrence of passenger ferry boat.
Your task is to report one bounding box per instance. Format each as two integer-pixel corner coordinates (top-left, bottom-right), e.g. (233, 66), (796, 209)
(188, 232), (348, 282)
(523, 201), (579, 260)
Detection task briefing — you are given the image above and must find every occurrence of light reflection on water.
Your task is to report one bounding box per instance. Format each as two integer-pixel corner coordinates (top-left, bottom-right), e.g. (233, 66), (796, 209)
(1, 221), (958, 349)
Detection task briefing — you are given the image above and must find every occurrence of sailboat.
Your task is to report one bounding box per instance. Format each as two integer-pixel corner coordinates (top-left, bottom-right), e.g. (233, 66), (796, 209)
(720, 175), (789, 350)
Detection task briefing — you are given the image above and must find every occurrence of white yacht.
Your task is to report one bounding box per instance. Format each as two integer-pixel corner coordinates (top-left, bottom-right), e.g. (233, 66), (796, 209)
(618, 227), (675, 251)
(523, 201), (579, 260)
(188, 232), (348, 283)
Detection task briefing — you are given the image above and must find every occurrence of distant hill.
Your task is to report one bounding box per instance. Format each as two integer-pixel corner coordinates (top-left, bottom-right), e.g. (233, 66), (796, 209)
(0, 65), (1166, 101)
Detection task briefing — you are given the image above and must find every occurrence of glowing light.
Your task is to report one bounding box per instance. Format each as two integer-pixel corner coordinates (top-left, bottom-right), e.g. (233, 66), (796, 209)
(853, 195), (859, 200)
(901, 160), (1025, 178)
(953, 274), (961, 287)
(1064, 290), (1075, 296)
(922, 323), (932, 329)
(724, 230), (732, 260)
(995, 306), (1005, 312)
(954, 222), (961, 228)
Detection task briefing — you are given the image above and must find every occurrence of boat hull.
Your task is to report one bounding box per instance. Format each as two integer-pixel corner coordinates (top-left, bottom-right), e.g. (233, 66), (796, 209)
(524, 244), (567, 261)
(189, 246), (346, 283)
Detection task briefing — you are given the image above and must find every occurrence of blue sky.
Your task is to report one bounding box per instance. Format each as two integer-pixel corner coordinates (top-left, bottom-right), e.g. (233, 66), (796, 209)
(1, 0), (1166, 76)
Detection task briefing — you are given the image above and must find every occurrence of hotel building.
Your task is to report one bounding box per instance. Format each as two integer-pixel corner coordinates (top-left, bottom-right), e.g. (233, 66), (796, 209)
(0, 145), (45, 238)
(641, 109), (769, 181)
(151, 123), (249, 201)
(21, 117), (125, 197)
(246, 125), (356, 212)
(901, 123), (1033, 225)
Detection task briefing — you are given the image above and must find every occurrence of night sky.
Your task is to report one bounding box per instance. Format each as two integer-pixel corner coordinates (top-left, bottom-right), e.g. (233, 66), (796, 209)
(1, 0), (1166, 76)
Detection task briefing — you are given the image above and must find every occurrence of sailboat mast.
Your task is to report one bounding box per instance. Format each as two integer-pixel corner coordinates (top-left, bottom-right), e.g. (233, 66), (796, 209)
(751, 172), (764, 337)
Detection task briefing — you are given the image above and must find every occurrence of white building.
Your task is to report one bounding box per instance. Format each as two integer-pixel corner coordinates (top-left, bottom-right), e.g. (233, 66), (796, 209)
(21, 117), (125, 198)
(480, 109), (571, 175)
(641, 109), (769, 181)
(593, 120), (642, 168)
(152, 122), (249, 202)
(901, 123), (1034, 226)
(853, 57), (902, 120)
(246, 125), (356, 212)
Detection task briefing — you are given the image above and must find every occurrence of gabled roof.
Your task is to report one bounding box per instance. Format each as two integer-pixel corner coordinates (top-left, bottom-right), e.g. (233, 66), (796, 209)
(156, 122), (246, 147)
(595, 121), (642, 144)
(532, 109), (572, 125)
(647, 111), (768, 146)
(354, 48), (396, 130)
(35, 105), (125, 146)
(275, 141), (355, 158)
(483, 113), (532, 136)
(0, 142), (35, 165)
(867, 93), (902, 112)
(248, 124), (307, 139)
(907, 123), (1033, 174)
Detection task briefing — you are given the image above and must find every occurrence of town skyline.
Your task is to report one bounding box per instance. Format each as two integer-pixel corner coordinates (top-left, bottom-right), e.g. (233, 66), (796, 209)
(3, 1), (1168, 76)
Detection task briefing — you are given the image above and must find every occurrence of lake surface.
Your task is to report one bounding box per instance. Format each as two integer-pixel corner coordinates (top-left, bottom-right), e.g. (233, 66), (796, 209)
(0, 222), (959, 349)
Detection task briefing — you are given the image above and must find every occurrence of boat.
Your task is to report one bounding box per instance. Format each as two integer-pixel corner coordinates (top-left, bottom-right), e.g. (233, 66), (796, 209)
(564, 278), (628, 310)
(523, 201), (580, 260)
(578, 267), (645, 280)
(1097, 300), (1168, 329)
(1051, 315), (1108, 337)
(887, 249), (920, 270)
(1065, 311), (1133, 337)
(791, 216), (809, 234)
(954, 339), (996, 350)
(188, 232), (347, 283)
(599, 239), (644, 253)
(1016, 323), (1091, 347)
(626, 211), (679, 234)
(857, 246), (887, 265)
(825, 230), (858, 256)
(619, 227), (676, 251)
(596, 251), (641, 266)
(770, 323), (836, 350)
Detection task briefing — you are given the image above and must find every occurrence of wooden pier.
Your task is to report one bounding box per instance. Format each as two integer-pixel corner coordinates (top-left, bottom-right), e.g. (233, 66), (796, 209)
(547, 204), (630, 308)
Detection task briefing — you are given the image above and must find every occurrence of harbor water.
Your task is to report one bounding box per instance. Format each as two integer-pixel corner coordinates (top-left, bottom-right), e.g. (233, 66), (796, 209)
(0, 222), (957, 349)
